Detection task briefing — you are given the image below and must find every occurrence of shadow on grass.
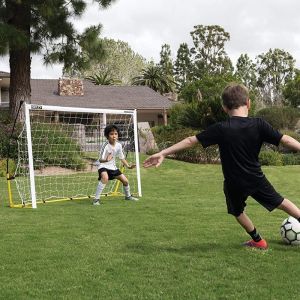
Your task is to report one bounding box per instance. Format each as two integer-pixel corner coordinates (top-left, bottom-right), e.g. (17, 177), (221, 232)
(125, 242), (228, 255)
(268, 239), (300, 252)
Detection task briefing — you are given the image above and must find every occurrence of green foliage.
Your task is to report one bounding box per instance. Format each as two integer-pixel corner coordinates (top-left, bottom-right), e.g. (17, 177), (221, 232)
(256, 48), (295, 105)
(282, 153), (300, 165)
(82, 38), (147, 85)
(0, 0), (116, 118)
(283, 69), (300, 107)
(0, 159), (16, 177)
(176, 99), (227, 129)
(132, 64), (176, 94)
(85, 71), (120, 85)
(174, 43), (193, 90)
(159, 44), (173, 76)
(180, 73), (238, 103)
(235, 54), (257, 90)
(152, 126), (219, 163)
(31, 124), (86, 170)
(259, 150), (283, 166)
(256, 107), (300, 129)
(0, 113), (20, 160)
(190, 25), (233, 77)
(168, 103), (186, 128)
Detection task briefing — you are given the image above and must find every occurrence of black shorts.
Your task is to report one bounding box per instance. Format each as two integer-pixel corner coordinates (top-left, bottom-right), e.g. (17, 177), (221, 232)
(224, 178), (284, 217)
(98, 168), (122, 180)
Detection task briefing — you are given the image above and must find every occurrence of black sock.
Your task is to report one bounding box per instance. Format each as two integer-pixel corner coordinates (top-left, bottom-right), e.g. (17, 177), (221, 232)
(247, 228), (262, 242)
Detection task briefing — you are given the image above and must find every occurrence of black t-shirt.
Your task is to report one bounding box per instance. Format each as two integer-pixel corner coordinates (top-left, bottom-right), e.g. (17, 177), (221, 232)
(196, 117), (283, 193)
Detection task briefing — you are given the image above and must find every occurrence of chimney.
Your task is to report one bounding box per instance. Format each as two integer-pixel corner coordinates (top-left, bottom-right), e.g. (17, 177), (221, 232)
(58, 78), (84, 96)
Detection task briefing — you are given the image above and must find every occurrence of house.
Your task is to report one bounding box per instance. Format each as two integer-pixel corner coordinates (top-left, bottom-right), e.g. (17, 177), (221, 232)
(0, 73), (175, 127)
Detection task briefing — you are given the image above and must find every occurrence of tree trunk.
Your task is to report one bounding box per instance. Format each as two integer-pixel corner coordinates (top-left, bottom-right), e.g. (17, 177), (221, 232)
(9, 48), (31, 120)
(7, 1), (31, 120)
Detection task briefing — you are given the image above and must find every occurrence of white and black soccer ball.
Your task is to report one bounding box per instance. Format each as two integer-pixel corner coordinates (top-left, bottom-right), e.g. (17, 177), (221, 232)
(280, 216), (300, 245)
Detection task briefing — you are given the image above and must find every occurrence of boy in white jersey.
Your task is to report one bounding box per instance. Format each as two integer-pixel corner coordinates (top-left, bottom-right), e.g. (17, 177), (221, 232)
(93, 124), (138, 205)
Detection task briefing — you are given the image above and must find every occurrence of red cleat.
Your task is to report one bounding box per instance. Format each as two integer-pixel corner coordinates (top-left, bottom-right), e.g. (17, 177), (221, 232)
(243, 239), (268, 250)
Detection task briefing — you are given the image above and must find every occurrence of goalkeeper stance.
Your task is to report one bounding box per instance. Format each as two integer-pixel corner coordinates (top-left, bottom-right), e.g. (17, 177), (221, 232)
(93, 124), (138, 205)
(144, 83), (300, 250)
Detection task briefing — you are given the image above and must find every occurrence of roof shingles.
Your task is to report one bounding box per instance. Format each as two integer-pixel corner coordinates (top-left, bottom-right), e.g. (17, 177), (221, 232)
(31, 79), (173, 110)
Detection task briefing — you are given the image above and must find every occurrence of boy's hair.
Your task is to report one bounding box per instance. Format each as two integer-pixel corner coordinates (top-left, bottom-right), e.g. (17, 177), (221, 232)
(222, 83), (249, 110)
(104, 124), (120, 139)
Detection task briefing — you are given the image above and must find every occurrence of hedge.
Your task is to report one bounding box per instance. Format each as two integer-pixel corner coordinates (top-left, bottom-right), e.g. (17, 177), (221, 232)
(151, 126), (219, 164)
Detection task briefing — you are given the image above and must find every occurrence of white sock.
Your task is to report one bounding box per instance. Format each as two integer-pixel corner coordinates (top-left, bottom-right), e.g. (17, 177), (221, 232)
(95, 181), (106, 200)
(123, 185), (131, 197)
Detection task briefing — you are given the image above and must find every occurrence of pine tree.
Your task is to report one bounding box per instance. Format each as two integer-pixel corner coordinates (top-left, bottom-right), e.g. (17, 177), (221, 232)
(174, 43), (193, 90)
(159, 44), (173, 76)
(0, 0), (116, 119)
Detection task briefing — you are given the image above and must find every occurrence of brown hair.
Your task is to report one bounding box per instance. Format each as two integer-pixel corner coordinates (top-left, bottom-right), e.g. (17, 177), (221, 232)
(222, 83), (249, 110)
(104, 124), (120, 139)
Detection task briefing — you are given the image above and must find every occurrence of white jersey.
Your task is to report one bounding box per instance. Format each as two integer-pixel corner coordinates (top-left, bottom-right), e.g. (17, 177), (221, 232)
(98, 141), (125, 170)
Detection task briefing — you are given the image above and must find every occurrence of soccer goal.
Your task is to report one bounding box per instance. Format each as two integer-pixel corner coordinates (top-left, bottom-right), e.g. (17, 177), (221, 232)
(9, 103), (141, 208)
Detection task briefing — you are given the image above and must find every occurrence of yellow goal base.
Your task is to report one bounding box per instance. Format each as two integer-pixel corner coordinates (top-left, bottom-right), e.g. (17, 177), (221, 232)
(8, 191), (139, 208)
(7, 168), (138, 208)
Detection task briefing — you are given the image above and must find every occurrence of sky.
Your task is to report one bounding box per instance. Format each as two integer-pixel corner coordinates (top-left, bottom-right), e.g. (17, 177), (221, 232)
(1, 0), (300, 79)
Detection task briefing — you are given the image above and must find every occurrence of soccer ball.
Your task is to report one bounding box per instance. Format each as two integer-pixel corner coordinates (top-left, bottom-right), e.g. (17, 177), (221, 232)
(280, 216), (300, 245)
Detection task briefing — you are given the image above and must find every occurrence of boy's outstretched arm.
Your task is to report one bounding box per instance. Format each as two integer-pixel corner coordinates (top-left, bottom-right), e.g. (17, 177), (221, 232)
(280, 135), (300, 151)
(143, 136), (198, 168)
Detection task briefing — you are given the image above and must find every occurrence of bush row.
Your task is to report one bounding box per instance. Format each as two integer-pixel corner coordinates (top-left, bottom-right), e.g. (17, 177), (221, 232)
(152, 126), (219, 164)
(253, 106), (300, 130)
(152, 126), (300, 166)
(259, 151), (300, 166)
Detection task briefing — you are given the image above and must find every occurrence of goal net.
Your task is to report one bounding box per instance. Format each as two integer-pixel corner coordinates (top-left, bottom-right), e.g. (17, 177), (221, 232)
(12, 103), (141, 208)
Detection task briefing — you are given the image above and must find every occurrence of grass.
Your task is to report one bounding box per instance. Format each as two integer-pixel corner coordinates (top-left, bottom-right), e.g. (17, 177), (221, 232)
(0, 160), (300, 299)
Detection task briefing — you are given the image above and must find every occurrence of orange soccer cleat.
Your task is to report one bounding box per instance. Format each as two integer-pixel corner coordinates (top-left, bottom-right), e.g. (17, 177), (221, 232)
(243, 239), (268, 250)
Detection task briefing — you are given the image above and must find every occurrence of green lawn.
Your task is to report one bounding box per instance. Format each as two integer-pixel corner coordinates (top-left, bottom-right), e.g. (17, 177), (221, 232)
(0, 160), (300, 299)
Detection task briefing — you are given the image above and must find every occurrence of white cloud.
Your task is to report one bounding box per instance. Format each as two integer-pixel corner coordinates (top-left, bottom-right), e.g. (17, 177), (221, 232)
(1, 0), (299, 77)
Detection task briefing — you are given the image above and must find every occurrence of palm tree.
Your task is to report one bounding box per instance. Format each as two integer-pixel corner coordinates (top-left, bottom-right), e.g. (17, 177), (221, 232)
(132, 65), (176, 94)
(86, 72), (120, 85)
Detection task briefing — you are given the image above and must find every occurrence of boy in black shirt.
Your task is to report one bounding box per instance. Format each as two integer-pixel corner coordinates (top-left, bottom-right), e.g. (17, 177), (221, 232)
(143, 83), (300, 250)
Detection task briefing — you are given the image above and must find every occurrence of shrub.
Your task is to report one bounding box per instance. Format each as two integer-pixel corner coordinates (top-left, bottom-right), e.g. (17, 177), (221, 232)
(0, 159), (16, 177)
(259, 150), (283, 166)
(30, 123), (86, 170)
(0, 115), (20, 160)
(168, 98), (227, 130)
(152, 126), (219, 163)
(282, 153), (300, 165)
(256, 107), (300, 130)
(168, 103), (185, 129)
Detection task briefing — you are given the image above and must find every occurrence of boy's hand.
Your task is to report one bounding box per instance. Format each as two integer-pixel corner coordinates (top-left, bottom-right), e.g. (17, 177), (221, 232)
(143, 153), (165, 168)
(128, 164), (136, 169)
(106, 153), (113, 162)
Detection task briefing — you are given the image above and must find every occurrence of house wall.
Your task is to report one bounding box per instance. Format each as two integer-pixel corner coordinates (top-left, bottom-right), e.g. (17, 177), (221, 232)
(0, 78), (10, 109)
(137, 110), (168, 127)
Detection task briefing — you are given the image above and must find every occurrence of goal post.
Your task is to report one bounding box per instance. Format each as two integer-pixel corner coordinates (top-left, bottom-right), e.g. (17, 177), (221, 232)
(11, 103), (142, 208)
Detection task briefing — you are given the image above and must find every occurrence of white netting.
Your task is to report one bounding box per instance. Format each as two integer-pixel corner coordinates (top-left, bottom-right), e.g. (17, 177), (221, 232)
(14, 105), (139, 206)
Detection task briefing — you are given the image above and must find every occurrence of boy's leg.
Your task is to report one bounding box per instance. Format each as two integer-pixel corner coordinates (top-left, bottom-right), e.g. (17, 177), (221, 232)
(236, 212), (255, 232)
(116, 174), (138, 201)
(277, 198), (300, 222)
(224, 182), (267, 249)
(236, 212), (268, 249)
(94, 170), (108, 205)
